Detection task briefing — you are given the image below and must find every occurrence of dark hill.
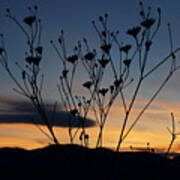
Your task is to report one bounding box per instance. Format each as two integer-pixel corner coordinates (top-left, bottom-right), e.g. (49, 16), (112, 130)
(0, 144), (179, 179)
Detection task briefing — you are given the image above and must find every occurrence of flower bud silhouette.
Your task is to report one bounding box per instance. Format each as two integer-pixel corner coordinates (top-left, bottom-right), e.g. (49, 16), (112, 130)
(23, 16), (36, 26)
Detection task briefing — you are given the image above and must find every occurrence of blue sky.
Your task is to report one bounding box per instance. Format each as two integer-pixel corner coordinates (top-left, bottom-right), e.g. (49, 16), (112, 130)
(0, 0), (180, 117)
(0, 0), (180, 99)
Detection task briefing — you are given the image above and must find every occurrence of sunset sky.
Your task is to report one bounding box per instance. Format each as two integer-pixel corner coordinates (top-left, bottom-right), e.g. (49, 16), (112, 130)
(0, 0), (180, 152)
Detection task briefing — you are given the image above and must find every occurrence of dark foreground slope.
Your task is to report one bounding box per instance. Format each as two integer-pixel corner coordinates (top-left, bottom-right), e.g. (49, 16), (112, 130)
(0, 144), (179, 179)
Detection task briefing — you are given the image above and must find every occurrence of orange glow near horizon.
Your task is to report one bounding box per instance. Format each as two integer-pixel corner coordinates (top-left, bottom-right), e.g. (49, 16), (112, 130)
(0, 121), (180, 153)
(1, 95), (180, 152)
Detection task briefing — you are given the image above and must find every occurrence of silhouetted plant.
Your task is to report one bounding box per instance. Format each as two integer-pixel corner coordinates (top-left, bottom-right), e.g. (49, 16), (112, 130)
(83, 14), (134, 147)
(115, 2), (180, 151)
(51, 33), (92, 145)
(0, 6), (59, 144)
(51, 2), (180, 149)
(166, 113), (180, 156)
(82, 2), (180, 149)
(51, 13), (133, 147)
(1, 2), (180, 151)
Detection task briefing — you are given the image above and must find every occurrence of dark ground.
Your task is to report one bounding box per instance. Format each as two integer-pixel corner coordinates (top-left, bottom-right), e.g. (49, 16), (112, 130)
(0, 144), (179, 179)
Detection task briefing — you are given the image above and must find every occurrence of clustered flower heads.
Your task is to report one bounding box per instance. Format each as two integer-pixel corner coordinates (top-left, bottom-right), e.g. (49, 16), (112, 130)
(120, 45), (132, 54)
(126, 26), (141, 38)
(100, 44), (111, 53)
(62, 69), (69, 78)
(24, 46), (43, 66)
(141, 18), (156, 29)
(67, 55), (78, 64)
(25, 56), (41, 65)
(82, 81), (93, 89)
(114, 78), (123, 88)
(138, 1), (159, 30)
(98, 58), (110, 68)
(35, 46), (43, 55)
(25, 46), (43, 66)
(84, 52), (95, 60)
(123, 59), (131, 67)
(23, 16), (36, 26)
(98, 88), (109, 96)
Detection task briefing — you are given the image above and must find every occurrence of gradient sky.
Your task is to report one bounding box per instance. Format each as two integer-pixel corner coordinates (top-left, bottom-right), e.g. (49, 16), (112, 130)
(0, 0), (180, 152)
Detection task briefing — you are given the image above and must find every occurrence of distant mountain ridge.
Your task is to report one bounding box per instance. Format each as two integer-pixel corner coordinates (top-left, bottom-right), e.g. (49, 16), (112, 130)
(0, 144), (179, 179)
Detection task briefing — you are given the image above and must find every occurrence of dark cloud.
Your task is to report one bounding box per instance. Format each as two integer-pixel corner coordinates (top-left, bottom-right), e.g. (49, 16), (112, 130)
(0, 97), (96, 128)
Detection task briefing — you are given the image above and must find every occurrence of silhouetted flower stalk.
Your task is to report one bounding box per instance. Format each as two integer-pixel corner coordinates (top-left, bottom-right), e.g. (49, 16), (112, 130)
(116, 3), (180, 151)
(53, 13), (127, 147)
(166, 113), (180, 156)
(83, 14), (133, 147)
(0, 6), (59, 144)
(52, 32), (93, 146)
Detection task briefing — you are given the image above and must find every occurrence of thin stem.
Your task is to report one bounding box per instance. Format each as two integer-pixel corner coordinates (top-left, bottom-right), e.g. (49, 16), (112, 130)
(8, 15), (30, 41)
(120, 70), (175, 145)
(31, 118), (54, 142)
(143, 48), (180, 79)
(120, 90), (127, 113)
(166, 136), (175, 156)
(116, 77), (143, 151)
